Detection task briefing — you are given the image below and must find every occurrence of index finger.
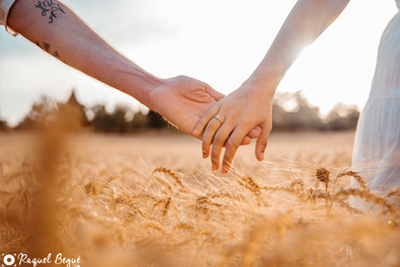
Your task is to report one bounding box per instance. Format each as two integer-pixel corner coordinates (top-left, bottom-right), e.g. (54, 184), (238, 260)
(191, 103), (220, 138)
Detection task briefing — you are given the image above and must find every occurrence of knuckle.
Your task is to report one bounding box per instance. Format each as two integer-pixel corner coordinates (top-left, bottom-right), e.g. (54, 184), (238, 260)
(227, 137), (240, 148)
(259, 140), (268, 149)
(213, 134), (226, 145)
(211, 153), (220, 165)
(259, 142), (267, 152)
(202, 141), (211, 151)
(202, 139), (211, 149)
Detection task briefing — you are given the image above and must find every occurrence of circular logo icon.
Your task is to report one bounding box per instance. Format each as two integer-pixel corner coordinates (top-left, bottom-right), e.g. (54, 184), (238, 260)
(2, 254), (15, 266)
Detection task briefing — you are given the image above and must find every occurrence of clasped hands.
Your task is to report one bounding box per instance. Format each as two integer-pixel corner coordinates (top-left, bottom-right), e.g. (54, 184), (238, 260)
(148, 75), (274, 174)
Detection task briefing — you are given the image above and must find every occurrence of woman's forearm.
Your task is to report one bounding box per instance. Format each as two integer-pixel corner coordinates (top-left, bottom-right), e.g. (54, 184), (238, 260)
(193, 0), (351, 172)
(248, 0), (350, 92)
(7, 0), (163, 108)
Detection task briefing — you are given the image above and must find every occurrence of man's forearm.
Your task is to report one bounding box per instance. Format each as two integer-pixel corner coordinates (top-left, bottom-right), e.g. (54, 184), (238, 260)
(7, 0), (163, 108)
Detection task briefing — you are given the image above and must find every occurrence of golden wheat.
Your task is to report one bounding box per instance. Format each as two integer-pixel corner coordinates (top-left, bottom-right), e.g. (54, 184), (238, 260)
(1, 132), (399, 267)
(336, 170), (367, 189)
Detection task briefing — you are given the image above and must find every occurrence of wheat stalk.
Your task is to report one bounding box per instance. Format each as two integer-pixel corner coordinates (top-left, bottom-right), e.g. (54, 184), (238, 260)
(84, 181), (98, 197)
(334, 188), (399, 215)
(315, 167), (330, 191)
(153, 167), (185, 188)
(172, 223), (194, 232)
(140, 221), (169, 235)
(386, 188), (400, 198)
(336, 170), (367, 190)
(162, 197), (172, 217)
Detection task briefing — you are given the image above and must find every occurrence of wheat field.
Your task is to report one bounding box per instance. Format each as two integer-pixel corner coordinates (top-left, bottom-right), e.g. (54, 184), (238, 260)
(1, 130), (399, 267)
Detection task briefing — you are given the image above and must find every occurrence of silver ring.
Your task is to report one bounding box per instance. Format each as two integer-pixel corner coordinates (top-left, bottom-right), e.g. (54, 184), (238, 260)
(213, 115), (223, 124)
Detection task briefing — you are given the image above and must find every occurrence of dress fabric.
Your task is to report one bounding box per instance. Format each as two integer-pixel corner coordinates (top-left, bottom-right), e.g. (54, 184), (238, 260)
(351, 1), (400, 209)
(0, 0), (18, 36)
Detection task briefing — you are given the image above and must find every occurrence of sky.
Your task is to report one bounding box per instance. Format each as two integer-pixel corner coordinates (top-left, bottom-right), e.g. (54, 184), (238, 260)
(0, 0), (397, 126)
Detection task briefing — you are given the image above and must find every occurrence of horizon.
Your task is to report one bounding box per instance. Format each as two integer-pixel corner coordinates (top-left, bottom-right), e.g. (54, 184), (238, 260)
(1, 89), (360, 132)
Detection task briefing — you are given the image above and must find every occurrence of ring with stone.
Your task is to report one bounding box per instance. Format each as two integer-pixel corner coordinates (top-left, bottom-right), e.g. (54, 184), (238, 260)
(213, 115), (223, 124)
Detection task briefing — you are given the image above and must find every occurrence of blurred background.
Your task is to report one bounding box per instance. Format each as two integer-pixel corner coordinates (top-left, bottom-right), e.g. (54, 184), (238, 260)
(0, 0), (397, 131)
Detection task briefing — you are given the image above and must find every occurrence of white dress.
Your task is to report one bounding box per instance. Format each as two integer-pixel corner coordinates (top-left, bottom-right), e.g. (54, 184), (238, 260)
(351, 1), (400, 209)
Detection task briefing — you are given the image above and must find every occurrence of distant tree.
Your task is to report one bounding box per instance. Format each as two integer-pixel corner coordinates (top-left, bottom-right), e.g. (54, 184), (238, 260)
(15, 95), (58, 130)
(129, 111), (149, 131)
(15, 91), (89, 131)
(326, 103), (359, 130)
(14, 90), (359, 133)
(290, 92), (324, 130)
(30, 95), (58, 125)
(147, 110), (169, 129)
(57, 91), (89, 131)
(0, 119), (10, 131)
(15, 116), (37, 131)
(90, 104), (108, 132)
(90, 104), (132, 133)
(272, 91), (324, 131)
(111, 105), (130, 133)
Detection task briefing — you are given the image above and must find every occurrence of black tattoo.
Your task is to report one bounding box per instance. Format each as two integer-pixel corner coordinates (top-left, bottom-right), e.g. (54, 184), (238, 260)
(35, 0), (65, 24)
(36, 40), (62, 59)
(43, 42), (51, 52)
(53, 51), (61, 58)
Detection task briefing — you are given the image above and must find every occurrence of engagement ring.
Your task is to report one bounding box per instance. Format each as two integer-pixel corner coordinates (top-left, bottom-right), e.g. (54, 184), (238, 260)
(213, 115), (223, 124)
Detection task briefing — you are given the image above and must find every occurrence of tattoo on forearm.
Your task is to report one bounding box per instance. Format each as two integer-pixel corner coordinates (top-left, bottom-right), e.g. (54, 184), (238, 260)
(35, 0), (65, 24)
(43, 42), (51, 52)
(53, 51), (61, 58)
(35, 41), (62, 60)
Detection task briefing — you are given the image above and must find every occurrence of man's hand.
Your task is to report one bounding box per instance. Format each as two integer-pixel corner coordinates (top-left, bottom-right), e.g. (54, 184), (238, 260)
(147, 75), (260, 144)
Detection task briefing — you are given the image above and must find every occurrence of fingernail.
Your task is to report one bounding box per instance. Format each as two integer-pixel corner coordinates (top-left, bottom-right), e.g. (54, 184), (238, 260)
(203, 151), (208, 158)
(212, 164), (218, 171)
(222, 166), (229, 174)
(192, 128), (198, 135)
(260, 153), (264, 162)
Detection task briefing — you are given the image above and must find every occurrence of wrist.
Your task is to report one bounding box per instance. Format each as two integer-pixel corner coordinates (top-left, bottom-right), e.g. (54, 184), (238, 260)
(241, 70), (282, 99)
(144, 77), (170, 112)
(245, 57), (287, 93)
(121, 70), (166, 109)
(140, 76), (167, 109)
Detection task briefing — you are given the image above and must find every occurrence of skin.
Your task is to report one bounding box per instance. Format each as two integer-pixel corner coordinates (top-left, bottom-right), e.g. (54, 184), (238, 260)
(192, 0), (351, 173)
(6, 0), (262, 142)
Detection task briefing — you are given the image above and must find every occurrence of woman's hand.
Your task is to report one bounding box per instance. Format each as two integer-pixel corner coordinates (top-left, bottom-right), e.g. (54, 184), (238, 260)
(148, 75), (261, 144)
(190, 0), (351, 174)
(192, 76), (276, 173)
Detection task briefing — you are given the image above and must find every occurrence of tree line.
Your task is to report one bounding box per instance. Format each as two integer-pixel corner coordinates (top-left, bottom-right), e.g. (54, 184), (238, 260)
(0, 91), (359, 133)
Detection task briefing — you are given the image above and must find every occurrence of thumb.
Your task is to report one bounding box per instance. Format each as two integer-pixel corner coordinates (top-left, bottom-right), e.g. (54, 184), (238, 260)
(247, 126), (262, 139)
(206, 84), (225, 100)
